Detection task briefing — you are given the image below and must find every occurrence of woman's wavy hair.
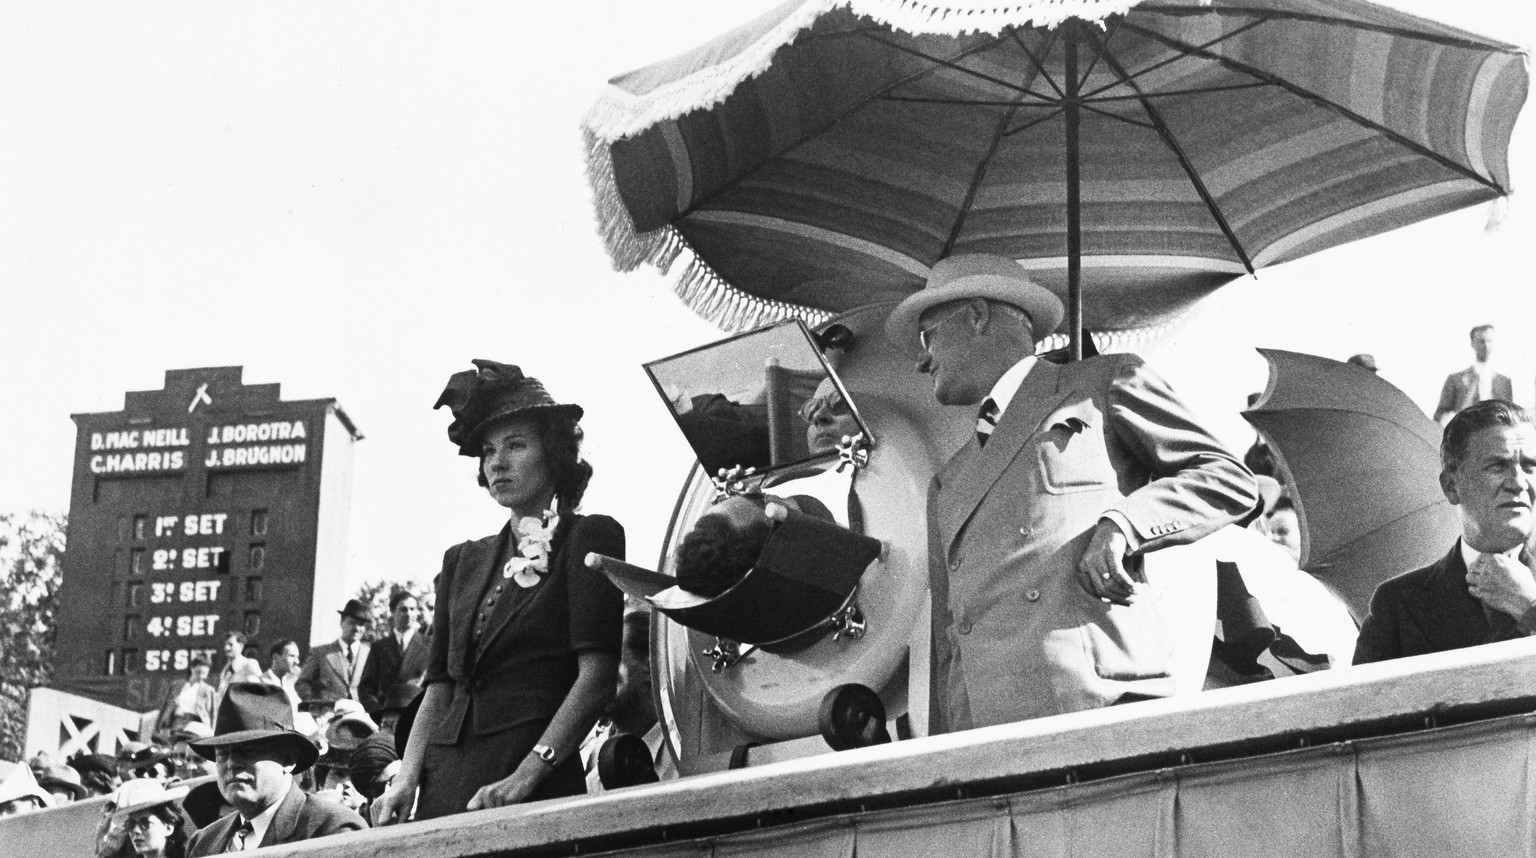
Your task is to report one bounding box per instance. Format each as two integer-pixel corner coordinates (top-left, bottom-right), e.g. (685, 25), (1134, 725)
(674, 512), (771, 598)
(129, 802), (191, 858)
(475, 412), (593, 512)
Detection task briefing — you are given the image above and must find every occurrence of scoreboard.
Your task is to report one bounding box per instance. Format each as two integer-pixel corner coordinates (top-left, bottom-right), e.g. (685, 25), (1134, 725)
(56, 367), (361, 712)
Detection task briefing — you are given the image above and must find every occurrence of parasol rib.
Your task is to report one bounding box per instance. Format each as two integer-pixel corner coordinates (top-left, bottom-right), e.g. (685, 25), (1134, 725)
(882, 95), (1061, 107)
(1079, 18), (1267, 101)
(1086, 27), (1256, 275)
(942, 101), (1026, 258)
(1136, 5), (1527, 55)
(1121, 21), (1512, 192)
(1087, 82), (1270, 101)
(1002, 106), (1068, 137)
(1077, 104), (1156, 129)
(1010, 28), (1066, 100)
(863, 33), (1055, 104)
(676, 36), (1006, 220)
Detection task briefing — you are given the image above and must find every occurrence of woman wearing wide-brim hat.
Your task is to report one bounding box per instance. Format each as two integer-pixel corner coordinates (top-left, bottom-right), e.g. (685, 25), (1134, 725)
(373, 361), (625, 823)
(104, 779), (193, 858)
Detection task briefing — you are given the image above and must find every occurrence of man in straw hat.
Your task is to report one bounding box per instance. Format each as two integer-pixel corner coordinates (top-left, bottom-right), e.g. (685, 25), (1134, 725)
(185, 682), (364, 855)
(886, 253), (1257, 733)
(296, 599), (373, 711)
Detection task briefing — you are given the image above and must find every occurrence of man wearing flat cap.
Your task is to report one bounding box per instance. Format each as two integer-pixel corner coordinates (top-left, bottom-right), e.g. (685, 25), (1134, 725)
(887, 253), (1257, 733)
(296, 599), (373, 710)
(186, 682), (364, 855)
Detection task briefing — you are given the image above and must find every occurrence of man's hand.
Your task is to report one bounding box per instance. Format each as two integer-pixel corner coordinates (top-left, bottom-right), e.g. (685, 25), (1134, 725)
(1467, 552), (1536, 620)
(1077, 520), (1138, 606)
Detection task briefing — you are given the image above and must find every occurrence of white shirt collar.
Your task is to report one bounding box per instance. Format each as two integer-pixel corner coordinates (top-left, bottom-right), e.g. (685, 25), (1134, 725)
(239, 779), (290, 850)
(985, 355), (1039, 417)
(1459, 537), (1522, 570)
(397, 627), (414, 648)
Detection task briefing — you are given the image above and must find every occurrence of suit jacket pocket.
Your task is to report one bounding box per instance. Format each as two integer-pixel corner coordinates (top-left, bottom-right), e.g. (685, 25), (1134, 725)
(1036, 400), (1116, 494)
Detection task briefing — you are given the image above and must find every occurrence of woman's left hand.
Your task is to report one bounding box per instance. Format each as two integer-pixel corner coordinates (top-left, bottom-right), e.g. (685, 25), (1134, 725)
(466, 758), (544, 811)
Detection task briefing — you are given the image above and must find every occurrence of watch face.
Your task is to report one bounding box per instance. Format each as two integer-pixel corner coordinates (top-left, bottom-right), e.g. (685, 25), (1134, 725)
(534, 744), (555, 762)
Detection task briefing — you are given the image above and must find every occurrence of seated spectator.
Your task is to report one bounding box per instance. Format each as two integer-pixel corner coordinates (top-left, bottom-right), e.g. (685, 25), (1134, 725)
(31, 757), (88, 805)
(348, 733), (400, 823)
(310, 704), (377, 815)
(69, 752), (120, 797)
(0, 763), (53, 816)
(167, 722), (217, 779)
(1356, 400), (1536, 663)
(184, 683), (365, 855)
(105, 779), (193, 858)
(581, 610), (676, 794)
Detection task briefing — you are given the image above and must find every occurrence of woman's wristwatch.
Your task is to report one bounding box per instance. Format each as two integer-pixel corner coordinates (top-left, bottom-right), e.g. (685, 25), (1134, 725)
(531, 744), (557, 767)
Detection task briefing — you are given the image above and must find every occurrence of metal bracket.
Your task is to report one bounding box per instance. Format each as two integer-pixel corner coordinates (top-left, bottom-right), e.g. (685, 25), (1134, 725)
(835, 432), (871, 473)
(711, 465), (758, 502)
(702, 638), (756, 672)
(831, 600), (866, 641)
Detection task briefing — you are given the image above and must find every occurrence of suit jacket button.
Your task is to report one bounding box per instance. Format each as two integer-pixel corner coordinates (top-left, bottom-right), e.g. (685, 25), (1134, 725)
(1025, 589), (1040, 602)
(949, 556), (962, 571)
(957, 621), (972, 635)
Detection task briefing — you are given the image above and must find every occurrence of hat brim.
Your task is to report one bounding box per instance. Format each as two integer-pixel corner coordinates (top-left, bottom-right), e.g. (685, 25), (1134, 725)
(110, 785), (190, 825)
(37, 778), (89, 801)
(189, 730), (320, 773)
(884, 272), (1065, 355)
(460, 403), (584, 457)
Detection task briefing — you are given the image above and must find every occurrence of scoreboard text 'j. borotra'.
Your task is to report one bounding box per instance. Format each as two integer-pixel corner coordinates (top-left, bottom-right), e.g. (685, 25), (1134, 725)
(56, 366), (362, 712)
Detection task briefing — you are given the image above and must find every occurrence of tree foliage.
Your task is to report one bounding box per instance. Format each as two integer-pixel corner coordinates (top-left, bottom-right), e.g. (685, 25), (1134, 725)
(0, 510), (67, 762)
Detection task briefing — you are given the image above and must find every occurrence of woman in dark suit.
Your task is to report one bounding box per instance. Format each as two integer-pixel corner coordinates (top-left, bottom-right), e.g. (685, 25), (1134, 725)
(373, 360), (624, 822)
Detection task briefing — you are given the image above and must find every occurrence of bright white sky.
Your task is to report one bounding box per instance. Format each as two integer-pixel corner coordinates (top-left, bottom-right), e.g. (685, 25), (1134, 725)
(1, 1), (1531, 596)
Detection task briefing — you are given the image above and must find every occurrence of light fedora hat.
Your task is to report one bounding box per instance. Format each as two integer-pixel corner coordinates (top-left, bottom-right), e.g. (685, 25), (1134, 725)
(885, 253), (1065, 353)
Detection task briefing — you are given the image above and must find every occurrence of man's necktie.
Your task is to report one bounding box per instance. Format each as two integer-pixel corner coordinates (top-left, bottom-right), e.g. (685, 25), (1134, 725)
(976, 398), (1000, 447)
(229, 820), (254, 852)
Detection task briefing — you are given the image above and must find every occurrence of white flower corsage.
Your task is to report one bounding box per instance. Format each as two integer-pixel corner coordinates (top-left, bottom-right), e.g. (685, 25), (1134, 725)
(503, 498), (560, 588)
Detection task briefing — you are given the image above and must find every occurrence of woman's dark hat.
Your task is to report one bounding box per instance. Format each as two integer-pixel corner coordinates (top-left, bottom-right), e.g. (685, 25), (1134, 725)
(187, 682), (320, 772)
(434, 360), (583, 457)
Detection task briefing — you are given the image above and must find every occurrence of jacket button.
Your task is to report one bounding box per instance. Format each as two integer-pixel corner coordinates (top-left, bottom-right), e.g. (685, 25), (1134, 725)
(1025, 589), (1040, 602)
(1019, 527), (1030, 537)
(486, 597), (497, 607)
(957, 621), (972, 635)
(949, 556), (962, 571)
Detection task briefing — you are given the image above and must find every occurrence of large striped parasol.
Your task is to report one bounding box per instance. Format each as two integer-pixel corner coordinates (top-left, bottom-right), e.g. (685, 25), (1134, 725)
(583, 0), (1527, 348)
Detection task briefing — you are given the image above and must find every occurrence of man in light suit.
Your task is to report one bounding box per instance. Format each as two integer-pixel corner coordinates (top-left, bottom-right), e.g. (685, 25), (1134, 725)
(186, 682), (364, 855)
(358, 592), (428, 718)
(296, 599), (373, 709)
(887, 253), (1257, 733)
(1433, 324), (1513, 424)
(1354, 400), (1536, 663)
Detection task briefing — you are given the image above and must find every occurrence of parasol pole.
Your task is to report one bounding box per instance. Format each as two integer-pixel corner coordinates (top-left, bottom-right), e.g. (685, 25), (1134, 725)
(1063, 20), (1083, 361)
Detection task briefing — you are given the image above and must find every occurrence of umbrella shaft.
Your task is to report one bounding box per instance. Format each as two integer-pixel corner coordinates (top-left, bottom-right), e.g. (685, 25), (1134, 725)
(1065, 22), (1083, 361)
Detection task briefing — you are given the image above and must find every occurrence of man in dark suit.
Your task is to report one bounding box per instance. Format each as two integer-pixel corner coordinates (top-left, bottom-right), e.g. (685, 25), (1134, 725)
(1433, 324), (1513, 424)
(1355, 400), (1536, 663)
(186, 682), (364, 855)
(886, 253), (1257, 732)
(296, 599), (373, 709)
(358, 591), (428, 718)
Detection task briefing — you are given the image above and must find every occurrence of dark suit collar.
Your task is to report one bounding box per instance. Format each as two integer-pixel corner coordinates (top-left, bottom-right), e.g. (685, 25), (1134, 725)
(260, 780), (305, 847)
(939, 359), (1070, 544)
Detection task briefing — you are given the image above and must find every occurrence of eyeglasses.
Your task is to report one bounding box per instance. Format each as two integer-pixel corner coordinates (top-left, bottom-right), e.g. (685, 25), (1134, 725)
(127, 816), (165, 832)
(798, 388), (852, 424)
(918, 306), (970, 352)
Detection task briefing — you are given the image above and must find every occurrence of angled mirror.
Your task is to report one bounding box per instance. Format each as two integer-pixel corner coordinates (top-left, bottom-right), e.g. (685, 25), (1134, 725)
(645, 319), (871, 478)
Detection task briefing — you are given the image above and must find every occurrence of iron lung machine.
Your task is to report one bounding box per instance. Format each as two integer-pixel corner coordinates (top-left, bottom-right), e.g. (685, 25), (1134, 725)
(590, 305), (976, 773)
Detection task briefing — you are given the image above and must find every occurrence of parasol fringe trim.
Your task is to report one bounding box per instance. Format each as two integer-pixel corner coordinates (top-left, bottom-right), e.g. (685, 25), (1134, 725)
(1484, 193), (1510, 232)
(583, 127), (671, 273)
(580, 0), (1145, 144)
(667, 233), (835, 333)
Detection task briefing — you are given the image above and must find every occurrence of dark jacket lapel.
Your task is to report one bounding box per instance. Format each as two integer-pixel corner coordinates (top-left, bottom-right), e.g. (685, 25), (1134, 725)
(448, 525), (511, 670)
(1412, 545), (1493, 650)
(475, 515), (579, 657)
(260, 782), (306, 847)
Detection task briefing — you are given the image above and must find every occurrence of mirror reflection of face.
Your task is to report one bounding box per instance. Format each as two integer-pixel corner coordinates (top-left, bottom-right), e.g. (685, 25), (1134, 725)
(800, 380), (861, 456)
(481, 417), (555, 515)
